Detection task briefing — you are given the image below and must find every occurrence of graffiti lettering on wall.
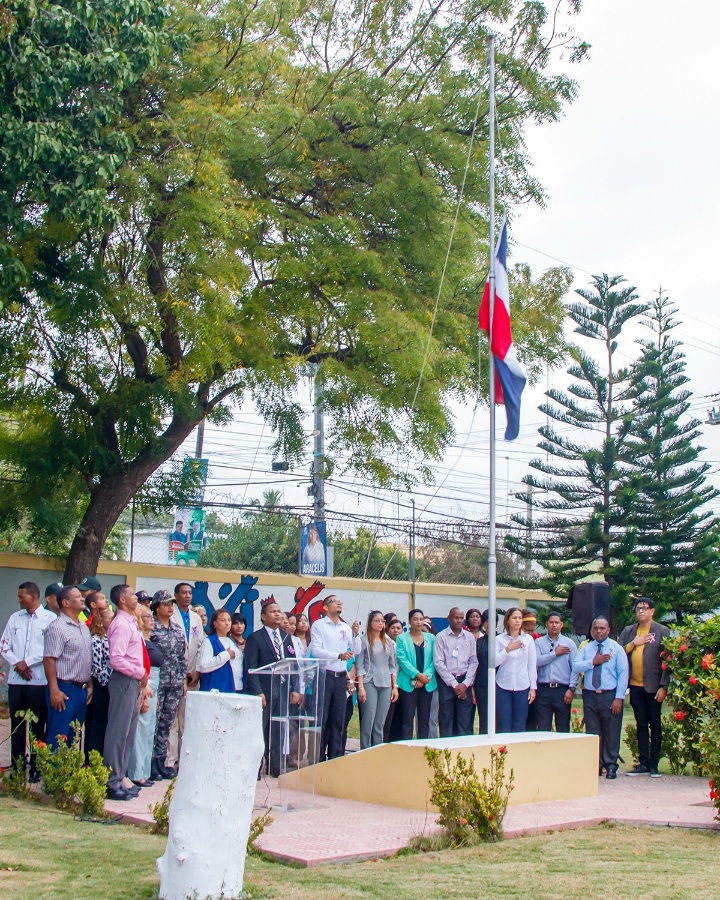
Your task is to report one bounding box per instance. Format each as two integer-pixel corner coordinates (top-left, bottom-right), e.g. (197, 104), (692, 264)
(189, 576), (327, 633)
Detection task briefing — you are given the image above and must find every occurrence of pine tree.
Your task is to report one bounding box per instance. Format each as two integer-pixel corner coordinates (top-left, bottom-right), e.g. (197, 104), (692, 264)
(513, 275), (648, 625)
(623, 293), (720, 621)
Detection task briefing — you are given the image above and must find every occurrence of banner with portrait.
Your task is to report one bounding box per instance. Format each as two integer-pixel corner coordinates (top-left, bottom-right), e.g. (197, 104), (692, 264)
(300, 521), (327, 576)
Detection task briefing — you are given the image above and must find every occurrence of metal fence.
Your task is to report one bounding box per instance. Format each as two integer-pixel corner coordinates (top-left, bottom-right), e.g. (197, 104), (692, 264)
(117, 504), (535, 587)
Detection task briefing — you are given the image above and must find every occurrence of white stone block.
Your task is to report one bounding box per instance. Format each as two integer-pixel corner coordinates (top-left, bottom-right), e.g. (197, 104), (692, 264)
(158, 691), (264, 900)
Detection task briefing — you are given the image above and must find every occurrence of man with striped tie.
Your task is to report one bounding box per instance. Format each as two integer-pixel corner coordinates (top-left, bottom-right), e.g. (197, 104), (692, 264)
(244, 598), (299, 777)
(572, 617), (628, 779)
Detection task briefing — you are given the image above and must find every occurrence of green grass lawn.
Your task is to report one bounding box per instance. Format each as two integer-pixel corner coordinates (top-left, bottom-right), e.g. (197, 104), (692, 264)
(1, 797), (719, 900)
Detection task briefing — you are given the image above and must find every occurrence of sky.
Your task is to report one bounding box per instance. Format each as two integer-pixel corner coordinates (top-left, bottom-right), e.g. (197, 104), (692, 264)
(180, 0), (720, 540)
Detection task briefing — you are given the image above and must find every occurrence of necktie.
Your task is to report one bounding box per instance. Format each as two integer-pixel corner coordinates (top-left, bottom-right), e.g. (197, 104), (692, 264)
(591, 641), (603, 688)
(273, 630), (282, 660)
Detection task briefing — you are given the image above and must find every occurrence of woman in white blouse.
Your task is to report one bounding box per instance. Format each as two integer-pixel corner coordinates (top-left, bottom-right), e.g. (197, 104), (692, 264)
(199, 610), (242, 693)
(495, 607), (537, 733)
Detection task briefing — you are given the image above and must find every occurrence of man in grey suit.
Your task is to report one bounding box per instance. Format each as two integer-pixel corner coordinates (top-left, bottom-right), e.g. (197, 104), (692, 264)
(618, 597), (670, 777)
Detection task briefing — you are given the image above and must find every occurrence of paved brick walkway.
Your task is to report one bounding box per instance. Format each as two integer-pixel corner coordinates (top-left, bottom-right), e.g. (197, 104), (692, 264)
(102, 768), (717, 866)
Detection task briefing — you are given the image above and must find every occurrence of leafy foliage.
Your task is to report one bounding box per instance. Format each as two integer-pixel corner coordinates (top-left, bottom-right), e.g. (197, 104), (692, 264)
(423, 746), (514, 845)
(623, 294), (720, 621)
(665, 616), (720, 778)
(513, 275), (648, 626)
(198, 493), (299, 573)
(151, 777), (176, 835)
(331, 527), (410, 581)
(0, 0), (583, 578)
(33, 725), (109, 816)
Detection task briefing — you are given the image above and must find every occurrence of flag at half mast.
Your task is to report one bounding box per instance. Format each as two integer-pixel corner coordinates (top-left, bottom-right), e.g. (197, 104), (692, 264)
(478, 220), (526, 441)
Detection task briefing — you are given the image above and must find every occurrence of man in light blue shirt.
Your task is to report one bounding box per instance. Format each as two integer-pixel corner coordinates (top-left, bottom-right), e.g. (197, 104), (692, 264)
(534, 612), (578, 733)
(572, 616), (629, 779)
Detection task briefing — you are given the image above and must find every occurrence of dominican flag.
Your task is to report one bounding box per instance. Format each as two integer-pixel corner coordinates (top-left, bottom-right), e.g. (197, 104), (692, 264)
(478, 220), (526, 441)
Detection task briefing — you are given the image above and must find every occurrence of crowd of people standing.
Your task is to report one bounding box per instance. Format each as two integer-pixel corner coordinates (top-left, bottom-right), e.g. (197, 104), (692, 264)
(1, 579), (670, 793)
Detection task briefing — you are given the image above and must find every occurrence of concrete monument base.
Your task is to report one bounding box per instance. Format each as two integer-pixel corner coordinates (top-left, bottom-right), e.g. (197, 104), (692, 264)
(280, 731), (599, 809)
(158, 691), (264, 900)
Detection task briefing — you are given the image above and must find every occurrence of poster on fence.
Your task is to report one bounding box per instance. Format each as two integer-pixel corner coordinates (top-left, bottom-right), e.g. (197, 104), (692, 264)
(169, 508), (206, 565)
(300, 521), (327, 576)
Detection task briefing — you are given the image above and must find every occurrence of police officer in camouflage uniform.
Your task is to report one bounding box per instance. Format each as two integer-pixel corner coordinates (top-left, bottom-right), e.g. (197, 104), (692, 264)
(150, 591), (186, 780)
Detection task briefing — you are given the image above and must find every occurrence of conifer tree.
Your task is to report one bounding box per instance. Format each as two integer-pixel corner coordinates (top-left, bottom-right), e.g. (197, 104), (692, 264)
(623, 293), (720, 621)
(513, 275), (648, 625)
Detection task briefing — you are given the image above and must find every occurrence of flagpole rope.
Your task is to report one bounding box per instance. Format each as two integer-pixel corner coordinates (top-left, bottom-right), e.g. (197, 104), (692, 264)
(409, 90), (484, 416)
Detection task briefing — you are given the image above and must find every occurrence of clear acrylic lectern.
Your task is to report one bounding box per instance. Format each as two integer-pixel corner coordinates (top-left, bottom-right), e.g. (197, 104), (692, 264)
(248, 656), (326, 809)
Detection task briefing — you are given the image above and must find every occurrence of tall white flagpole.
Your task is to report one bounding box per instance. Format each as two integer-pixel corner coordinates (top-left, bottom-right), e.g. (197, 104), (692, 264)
(486, 36), (498, 739)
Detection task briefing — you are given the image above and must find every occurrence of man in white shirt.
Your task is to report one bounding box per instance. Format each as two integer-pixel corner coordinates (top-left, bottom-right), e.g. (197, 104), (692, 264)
(0, 582), (56, 779)
(310, 595), (355, 761)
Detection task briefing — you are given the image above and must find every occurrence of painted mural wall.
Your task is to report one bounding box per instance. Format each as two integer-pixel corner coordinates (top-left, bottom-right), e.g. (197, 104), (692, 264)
(0, 552), (554, 698)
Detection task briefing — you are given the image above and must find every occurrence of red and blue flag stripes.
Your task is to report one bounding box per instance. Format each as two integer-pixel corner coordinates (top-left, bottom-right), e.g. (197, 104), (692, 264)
(478, 220), (526, 441)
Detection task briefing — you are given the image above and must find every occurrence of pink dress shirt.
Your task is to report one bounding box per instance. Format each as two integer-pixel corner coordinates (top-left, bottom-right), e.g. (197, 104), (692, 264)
(107, 609), (145, 680)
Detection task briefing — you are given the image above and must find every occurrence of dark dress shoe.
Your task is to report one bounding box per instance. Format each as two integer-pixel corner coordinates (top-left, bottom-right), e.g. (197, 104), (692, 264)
(106, 787), (130, 801)
(151, 759), (165, 780)
(160, 765), (177, 779)
(606, 766), (618, 780)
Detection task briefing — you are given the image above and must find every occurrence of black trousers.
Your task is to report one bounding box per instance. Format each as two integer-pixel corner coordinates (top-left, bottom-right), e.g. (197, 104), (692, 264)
(437, 679), (474, 737)
(8, 683), (47, 775)
(84, 677), (110, 762)
(321, 671), (348, 761)
(535, 683), (572, 733)
(474, 682), (488, 735)
(629, 684), (663, 769)
(399, 687), (433, 740)
(582, 689), (623, 769)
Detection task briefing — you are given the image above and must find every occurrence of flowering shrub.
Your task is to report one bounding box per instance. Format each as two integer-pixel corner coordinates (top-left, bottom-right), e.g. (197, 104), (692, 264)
(665, 615), (720, 808)
(424, 746), (514, 844)
(624, 716), (691, 775)
(33, 723), (108, 816)
(570, 708), (585, 733)
(151, 777), (176, 834)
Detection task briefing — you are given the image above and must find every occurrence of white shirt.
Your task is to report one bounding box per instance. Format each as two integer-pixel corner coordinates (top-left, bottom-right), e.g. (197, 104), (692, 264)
(310, 616), (354, 673)
(1, 606), (56, 686)
(495, 632), (537, 691)
(199, 635), (243, 691)
(264, 626), (285, 659)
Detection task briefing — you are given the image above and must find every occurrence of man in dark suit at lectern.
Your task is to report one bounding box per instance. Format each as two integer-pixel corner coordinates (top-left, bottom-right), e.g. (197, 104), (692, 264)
(244, 599), (300, 777)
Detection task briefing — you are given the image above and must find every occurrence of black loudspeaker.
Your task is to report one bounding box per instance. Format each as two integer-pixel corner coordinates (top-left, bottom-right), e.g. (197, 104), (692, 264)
(566, 581), (611, 637)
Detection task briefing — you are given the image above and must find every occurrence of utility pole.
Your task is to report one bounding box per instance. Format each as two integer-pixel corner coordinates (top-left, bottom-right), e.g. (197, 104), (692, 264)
(409, 498), (416, 605)
(310, 364), (325, 521)
(195, 419), (205, 459)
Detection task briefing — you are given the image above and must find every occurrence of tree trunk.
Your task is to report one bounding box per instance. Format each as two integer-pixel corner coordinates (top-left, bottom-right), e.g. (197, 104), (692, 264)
(64, 415), (202, 583)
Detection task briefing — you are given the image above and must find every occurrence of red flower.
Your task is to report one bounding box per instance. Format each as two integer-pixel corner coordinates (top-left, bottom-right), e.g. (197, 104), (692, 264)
(710, 779), (715, 789)
(702, 654), (715, 670)
(673, 710), (686, 722)
(57, 734), (67, 742)
(460, 818), (467, 826)
(661, 662), (667, 670)
(679, 644), (688, 652)
(35, 741), (47, 749)
(689, 676), (698, 685)
(498, 746), (507, 754)
(488, 814), (495, 821)
(711, 790), (719, 801)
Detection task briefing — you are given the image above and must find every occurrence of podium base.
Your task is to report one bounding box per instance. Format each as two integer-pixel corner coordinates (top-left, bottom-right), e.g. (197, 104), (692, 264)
(279, 732), (599, 810)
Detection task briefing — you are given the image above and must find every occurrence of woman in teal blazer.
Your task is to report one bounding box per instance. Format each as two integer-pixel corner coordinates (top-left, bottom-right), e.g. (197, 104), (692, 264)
(395, 609), (437, 740)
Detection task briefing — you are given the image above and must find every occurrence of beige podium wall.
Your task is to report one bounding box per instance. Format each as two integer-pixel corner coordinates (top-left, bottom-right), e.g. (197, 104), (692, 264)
(281, 732), (599, 809)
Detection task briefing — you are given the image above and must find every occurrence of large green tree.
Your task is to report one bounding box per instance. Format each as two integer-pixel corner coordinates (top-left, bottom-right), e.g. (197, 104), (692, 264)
(623, 293), (720, 621)
(0, 0), (584, 581)
(514, 275), (647, 624)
